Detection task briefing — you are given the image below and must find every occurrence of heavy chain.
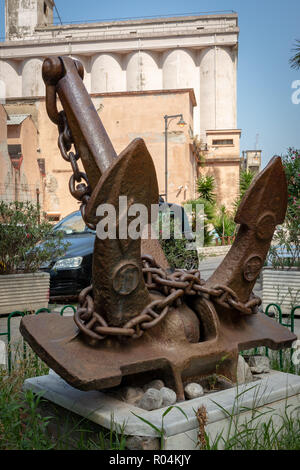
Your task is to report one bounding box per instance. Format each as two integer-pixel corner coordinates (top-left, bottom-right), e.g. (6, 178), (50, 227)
(57, 111), (95, 230)
(74, 255), (262, 342)
(55, 106), (261, 342)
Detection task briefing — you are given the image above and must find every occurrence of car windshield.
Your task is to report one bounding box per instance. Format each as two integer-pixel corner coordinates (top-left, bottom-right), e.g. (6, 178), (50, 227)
(53, 212), (87, 234)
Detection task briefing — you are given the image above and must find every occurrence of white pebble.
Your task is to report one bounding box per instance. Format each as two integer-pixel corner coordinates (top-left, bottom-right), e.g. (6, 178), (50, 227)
(184, 382), (204, 399)
(138, 388), (163, 411)
(160, 387), (177, 406)
(143, 379), (165, 392)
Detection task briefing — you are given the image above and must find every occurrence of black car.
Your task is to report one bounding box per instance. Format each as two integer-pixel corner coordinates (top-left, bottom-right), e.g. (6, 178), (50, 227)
(41, 204), (194, 300)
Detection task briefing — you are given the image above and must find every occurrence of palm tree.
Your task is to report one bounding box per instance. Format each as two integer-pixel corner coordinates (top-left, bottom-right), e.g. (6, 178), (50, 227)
(196, 175), (216, 204)
(233, 169), (255, 212)
(290, 40), (300, 69)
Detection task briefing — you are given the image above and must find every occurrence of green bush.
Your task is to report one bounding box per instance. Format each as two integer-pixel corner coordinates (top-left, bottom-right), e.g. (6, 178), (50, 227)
(213, 205), (237, 239)
(185, 197), (215, 247)
(268, 148), (300, 269)
(0, 201), (68, 274)
(159, 217), (199, 270)
(196, 175), (216, 204)
(233, 169), (255, 213)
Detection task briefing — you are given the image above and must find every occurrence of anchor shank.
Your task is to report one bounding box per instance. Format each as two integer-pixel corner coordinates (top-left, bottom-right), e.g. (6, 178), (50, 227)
(43, 56), (117, 189)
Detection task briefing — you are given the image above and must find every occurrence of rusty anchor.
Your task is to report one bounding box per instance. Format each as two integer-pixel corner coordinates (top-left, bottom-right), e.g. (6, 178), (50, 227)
(20, 56), (296, 400)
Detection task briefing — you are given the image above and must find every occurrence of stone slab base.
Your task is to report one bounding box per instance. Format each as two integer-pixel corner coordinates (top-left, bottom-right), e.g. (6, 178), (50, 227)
(23, 370), (300, 450)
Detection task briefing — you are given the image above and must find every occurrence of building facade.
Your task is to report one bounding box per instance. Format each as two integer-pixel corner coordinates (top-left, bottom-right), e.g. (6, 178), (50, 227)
(241, 150), (262, 175)
(0, 1), (241, 217)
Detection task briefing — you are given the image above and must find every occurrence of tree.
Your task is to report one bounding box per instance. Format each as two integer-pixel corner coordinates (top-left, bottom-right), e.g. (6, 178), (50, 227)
(196, 175), (216, 205)
(268, 148), (300, 269)
(0, 201), (68, 274)
(213, 205), (237, 239)
(234, 169), (255, 213)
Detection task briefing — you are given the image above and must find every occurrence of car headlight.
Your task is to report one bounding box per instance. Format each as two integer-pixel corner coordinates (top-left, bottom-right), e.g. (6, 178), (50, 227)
(53, 257), (83, 270)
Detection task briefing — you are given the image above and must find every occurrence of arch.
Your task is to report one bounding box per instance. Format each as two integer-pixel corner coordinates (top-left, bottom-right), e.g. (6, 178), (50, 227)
(22, 58), (44, 97)
(91, 53), (125, 93)
(199, 46), (236, 132)
(0, 59), (21, 98)
(125, 51), (161, 91)
(162, 49), (196, 90)
(71, 55), (91, 93)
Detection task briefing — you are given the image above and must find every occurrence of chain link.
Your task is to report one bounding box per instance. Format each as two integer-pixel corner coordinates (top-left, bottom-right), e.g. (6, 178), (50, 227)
(57, 111), (95, 229)
(54, 109), (261, 342)
(74, 255), (262, 342)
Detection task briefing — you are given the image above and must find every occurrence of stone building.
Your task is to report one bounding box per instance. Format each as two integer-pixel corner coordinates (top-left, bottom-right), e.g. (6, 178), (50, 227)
(0, 104), (42, 204)
(0, 1), (241, 218)
(241, 150), (262, 175)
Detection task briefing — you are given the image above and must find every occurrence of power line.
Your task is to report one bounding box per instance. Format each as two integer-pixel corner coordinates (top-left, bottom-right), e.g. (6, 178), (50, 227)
(53, 1), (63, 25)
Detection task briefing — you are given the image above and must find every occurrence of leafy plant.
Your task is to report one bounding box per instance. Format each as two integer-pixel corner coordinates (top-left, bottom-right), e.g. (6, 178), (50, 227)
(213, 205), (237, 239)
(268, 148), (300, 270)
(159, 217), (199, 270)
(192, 135), (207, 166)
(0, 201), (69, 274)
(196, 175), (216, 205)
(234, 169), (255, 212)
(185, 197), (216, 247)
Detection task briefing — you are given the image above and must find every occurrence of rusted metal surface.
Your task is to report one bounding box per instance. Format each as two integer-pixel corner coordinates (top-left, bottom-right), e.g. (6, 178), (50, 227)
(20, 56), (297, 399)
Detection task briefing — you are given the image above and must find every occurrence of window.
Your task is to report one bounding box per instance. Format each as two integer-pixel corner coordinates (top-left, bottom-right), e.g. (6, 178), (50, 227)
(8, 144), (22, 170)
(212, 139), (234, 146)
(53, 211), (86, 234)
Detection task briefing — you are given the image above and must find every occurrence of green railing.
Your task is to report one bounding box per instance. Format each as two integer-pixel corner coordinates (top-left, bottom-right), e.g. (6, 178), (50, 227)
(1, 303), (298, 374)
(0, 305), (76, 373)
(242, 303), (298, 371)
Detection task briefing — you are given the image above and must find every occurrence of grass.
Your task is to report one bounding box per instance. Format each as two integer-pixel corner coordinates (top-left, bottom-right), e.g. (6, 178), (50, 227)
(0, 344), (53, 450)
(1, 339), (300, 450)
(203, 384), (300, 450)
(0, 343), (127, 450)
(241, 346), (300, 376)
(132, 382), (300, 450)
(131, 406), (188, 450)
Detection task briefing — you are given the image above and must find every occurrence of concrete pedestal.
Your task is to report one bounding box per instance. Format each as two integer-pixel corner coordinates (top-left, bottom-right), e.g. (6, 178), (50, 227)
(23, 370), (300, 450)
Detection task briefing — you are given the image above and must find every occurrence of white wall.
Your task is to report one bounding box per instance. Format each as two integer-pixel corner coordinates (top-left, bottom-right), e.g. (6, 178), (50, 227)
(125, 51), (161, 91)
(22, 57), (44, 97)
(91, 53), (125, 93)
(0, 59), (21, 98)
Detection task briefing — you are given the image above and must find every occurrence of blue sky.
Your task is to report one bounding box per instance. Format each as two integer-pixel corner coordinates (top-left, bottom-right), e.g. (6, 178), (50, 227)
(1, 0), (300, 165)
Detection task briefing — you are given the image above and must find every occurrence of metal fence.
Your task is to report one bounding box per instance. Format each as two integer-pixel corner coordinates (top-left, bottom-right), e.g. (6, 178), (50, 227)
(1, 303), (298, 375)
(0, 305), (76, 373)
(241, 304), (299, 373)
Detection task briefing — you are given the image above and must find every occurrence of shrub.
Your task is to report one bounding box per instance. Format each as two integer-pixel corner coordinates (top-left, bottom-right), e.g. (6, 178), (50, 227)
(233, 169), (255, 213)
(159, 217), (199, 270)
(196, 175), (216, 205)
(185, 197), (215, 247)
(0, 201), (68, 274)
(213, 205), (237, 239)
(268, 149), (300, 270)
